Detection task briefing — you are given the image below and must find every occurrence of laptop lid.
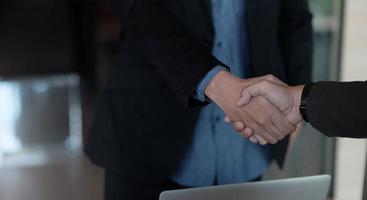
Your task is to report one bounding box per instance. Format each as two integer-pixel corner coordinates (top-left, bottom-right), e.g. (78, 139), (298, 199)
(160, 175), (331, 200)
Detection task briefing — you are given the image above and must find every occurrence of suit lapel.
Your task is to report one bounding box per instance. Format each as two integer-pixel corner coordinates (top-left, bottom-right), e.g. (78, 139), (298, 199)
(199, 0), (214, 39)
(201, 0), (211, 16)
(201, 0), (213, 22)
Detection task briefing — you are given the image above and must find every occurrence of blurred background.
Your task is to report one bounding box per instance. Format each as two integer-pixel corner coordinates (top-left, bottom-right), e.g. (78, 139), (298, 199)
(0, 0), (366, 199)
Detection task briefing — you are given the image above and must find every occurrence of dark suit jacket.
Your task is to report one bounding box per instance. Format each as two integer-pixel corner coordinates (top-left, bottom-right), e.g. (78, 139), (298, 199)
(307, 81), (367, 138)
(85, 0), (313, 181)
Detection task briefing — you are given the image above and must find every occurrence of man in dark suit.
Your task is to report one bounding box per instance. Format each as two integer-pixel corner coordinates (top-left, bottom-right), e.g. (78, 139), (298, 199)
(84, 0), (313, 199)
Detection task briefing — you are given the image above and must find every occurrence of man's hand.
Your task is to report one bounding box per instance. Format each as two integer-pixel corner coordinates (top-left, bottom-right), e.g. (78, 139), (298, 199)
(237, 75), (304, 125)
(229, 75), (305, 144)
(205, 72), (296, 144)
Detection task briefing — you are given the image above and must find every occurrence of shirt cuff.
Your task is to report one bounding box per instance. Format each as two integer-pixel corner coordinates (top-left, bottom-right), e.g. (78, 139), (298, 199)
(193, 65), (229, 102)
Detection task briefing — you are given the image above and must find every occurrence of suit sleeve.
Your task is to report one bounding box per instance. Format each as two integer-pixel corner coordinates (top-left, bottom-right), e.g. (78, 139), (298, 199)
(117, 0), (227, 106)
(279, 0), (313, 85)
(307, 81), (367, 138)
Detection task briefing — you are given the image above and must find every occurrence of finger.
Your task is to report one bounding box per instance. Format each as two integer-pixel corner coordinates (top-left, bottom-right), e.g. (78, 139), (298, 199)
(242, 127), (253, 138)
(268, 121), (286, 141)
(239, 97), (280, 143)
(236, 91), (253, 106)
(254, 135), (268, 145)
(239, 128), (251, 139)
(270, 106), (296, 138)
(237, 81), (269, 106)
(224, 116), (231, 123)
(240, 131), (248, 138)
(249, 136), (258, 144)
(238, 80), (288, 113)
(258, 117), (284, 142)
(251, 125), (278, 144)
(242, 74), (287, 102)
(233, 121), (245, 132)
(249, 109), (279, 143)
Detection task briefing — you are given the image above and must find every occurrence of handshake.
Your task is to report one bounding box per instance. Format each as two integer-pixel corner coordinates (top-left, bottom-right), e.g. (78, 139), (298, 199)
(205, 71), (305, 145)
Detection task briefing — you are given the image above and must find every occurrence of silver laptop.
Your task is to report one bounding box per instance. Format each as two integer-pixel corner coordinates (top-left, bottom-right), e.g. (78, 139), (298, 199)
(160, 175), (331, 200)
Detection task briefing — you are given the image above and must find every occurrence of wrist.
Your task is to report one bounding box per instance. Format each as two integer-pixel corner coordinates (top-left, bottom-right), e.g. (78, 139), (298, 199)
(194, 66), (229, 102)
(204, 70), (236, 102)
(292, 85), (304, 117)
(298, 83), (313, 122)
(287, 85), (305, 124)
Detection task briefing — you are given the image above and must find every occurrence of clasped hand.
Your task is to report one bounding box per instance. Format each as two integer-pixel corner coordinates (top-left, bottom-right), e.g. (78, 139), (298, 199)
(205, 71), (304, 145)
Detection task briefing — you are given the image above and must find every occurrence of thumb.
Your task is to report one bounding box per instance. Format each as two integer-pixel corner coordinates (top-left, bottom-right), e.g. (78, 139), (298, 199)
(237, 82), (266, 106)
(236, 92), (252, 106)
(243, 81), (290, 113)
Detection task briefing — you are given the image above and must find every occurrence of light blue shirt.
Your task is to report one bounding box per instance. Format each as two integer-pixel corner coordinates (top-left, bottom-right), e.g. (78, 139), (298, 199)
(172, 0), (272, 186)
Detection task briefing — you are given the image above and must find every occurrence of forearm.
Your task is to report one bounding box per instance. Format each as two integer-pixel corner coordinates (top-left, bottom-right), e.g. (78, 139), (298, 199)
(306, 81), (367, 138)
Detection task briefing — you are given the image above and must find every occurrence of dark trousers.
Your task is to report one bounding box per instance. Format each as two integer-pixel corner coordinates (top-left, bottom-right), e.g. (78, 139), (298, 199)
(104, 171), (262, 200)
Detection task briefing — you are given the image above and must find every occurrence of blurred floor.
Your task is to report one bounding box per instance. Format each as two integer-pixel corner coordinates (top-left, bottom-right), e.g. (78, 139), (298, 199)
(0, 75), (104, 200)
(0, 152), (104, 200)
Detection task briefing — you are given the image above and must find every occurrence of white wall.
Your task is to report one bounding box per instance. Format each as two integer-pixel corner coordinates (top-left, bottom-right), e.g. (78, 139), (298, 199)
(334, 0), (367, 199)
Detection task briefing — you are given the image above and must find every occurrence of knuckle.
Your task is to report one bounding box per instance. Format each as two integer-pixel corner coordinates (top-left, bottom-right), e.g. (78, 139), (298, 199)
(233, 124), (241, 131)
(243, 132), (251, 138)
(236, 124), (244, 131)
(265, 74), (276, 82)
(258, 116), (269, 125)
(258, 80), (270, 89)
(257, 118), (265, 125)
